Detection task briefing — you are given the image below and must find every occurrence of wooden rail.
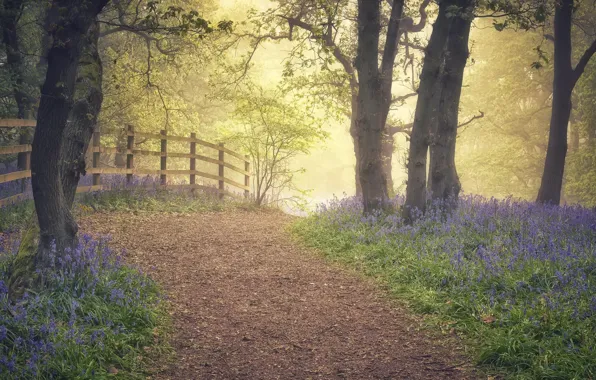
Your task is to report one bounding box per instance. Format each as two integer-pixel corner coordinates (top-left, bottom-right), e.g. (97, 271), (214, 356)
(1, 120), (251, 206)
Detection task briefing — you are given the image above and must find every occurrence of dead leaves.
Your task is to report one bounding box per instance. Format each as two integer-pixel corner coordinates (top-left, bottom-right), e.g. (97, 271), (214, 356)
(481, 314), (496, 324)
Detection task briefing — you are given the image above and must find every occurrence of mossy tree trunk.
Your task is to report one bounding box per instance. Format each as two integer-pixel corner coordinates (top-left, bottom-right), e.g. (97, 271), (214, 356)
(9, 0), (107, 295)
(61, 20), (103, 208)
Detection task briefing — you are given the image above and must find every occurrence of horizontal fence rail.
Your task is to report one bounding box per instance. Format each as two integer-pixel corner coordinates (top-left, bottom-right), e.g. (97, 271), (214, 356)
(0, 121), (251, 207)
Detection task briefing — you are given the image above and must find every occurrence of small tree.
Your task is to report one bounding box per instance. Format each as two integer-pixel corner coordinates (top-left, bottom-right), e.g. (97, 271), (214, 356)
(227, 84), (328, 207)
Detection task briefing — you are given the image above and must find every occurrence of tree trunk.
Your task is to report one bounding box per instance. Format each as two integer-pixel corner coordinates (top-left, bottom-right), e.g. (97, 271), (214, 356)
(429, 0), (473, 205)
(349, 95), (363, 196)
(31, 0), (108, 265)
(1, 0), (33, 190)
(355, 0), (384, 212)
(355, 0), (404, 212)
(382, 133), (395, 194)
(1, 0), (31, 117)
(61, 20), (103, 207)
(536, 0), (574, 205)
(403, 0), (451, 222)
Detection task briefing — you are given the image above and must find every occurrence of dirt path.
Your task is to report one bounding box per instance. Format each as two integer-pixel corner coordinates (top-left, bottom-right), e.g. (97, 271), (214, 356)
(81, 210), (476, 380)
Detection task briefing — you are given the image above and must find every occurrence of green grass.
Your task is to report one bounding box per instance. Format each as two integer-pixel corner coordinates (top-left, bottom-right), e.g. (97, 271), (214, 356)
(0, 187), (257, 378)
(291, 202), (596, 380)
(1, 188), (256, 234)
(0, 234), (172, 378)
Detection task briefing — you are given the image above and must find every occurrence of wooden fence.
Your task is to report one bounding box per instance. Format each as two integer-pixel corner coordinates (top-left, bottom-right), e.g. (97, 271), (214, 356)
(0, 119), (251, 207)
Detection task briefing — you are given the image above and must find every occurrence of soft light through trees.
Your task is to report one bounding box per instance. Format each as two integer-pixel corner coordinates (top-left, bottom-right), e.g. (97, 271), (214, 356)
(224, 84), (328, 207)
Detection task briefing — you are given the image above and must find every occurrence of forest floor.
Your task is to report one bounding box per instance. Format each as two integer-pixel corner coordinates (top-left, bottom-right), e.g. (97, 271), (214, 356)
(80, 210), (478, 380)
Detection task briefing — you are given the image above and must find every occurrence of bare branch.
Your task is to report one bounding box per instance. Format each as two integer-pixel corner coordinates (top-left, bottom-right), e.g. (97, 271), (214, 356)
(391, 91), (417, 104)
(573, 38), (596, 85)
(457, 111), (485, 133)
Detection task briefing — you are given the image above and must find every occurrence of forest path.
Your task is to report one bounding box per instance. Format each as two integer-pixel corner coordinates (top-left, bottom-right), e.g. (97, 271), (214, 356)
(81, 210), (476, 380)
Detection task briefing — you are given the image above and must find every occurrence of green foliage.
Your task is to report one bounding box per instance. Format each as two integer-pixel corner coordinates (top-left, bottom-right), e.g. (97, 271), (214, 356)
(77, 187), (253, 214)
(566, 58), (596, 206)
(222, 83), (328, 207)
(0, 201), (34, 232)
(457, 22), (553, 200)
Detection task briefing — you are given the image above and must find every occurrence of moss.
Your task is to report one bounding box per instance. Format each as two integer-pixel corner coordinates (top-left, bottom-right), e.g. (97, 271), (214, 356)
(8, 215), (39, 299)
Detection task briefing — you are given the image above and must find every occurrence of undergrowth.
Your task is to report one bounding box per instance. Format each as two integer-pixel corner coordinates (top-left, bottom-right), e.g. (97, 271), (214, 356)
(0, 234), (169, 379)
(293, 195), (596, 380)
(1, 174), (256, 232)
(0, 174), (256, 378)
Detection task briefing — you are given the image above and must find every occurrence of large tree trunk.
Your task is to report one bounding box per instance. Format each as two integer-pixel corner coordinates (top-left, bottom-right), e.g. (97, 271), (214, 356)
(355, 0), (404, 212)
(536, 0), (574, 205)
(403, 1), (450, 222)
(31, 0), (108, 265)
(355, 0), (385, 212)
(61, 20), (103, 207)
(429, 0), (473, 205)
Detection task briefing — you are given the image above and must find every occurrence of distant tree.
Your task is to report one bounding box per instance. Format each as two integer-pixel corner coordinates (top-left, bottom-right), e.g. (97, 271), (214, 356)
(403, 0), (549, 221)
(536, 0), (596, 204)
(354, 0), (407, 212)
(0, 0), (40, 188)
(455, 22), (553, 200)
(226, 84), (327, 207)
(219, 0), (429, 196)
(404, 0), (476, 220)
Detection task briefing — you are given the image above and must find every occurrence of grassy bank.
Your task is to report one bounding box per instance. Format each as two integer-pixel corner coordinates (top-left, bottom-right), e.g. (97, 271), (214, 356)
(1, 175), (254, 232)
(293, 195), (596, 379)
(0, 234), (169, 378)
(0, 175), (253, 378)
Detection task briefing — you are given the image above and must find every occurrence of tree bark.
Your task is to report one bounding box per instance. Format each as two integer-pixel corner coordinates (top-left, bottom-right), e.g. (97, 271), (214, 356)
(381, 133), (395, 194)
(429, 0), (473, 205)
(355, 0), (385, 213)
(355, 0), (404, 213)
(61, 20), (103, 207)
(31, 0), (108, 265)
(536, 0), (574, 205)
(349, 94), (363, 196)
(403, 0), (451, 222)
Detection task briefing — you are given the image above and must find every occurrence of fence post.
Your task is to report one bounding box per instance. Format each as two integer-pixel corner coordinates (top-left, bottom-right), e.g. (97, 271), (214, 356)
(160, 130), (167, 186)
(92, 126), (101, 186)
(190, 132), (196, 193)
(244, 155), (250, 199)
(218, 143), (224, 199)
(126, 125), (134, 185)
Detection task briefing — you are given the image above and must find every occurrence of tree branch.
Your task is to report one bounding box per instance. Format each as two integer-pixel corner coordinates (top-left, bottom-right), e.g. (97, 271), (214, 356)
(573, 38), (596, 85)
(391, 92), (417, 104)
(457, 111), (485, 133)
(381, 0), (406, 85)
(281, 15), (357, 88)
